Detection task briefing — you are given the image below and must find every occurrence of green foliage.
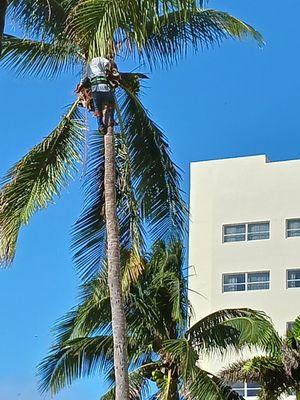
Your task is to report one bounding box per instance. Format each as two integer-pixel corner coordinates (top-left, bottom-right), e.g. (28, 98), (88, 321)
(64, 0), (263, 66)
(221, 315), (300, 399)
(1, 34), (82, 77)
(39, 241), (278, 399)
(0, 102), (84, 265)
(117, 86), (187, 243)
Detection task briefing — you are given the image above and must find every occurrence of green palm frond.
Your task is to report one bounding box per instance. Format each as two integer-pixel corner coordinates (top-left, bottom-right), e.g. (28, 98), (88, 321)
(115, 119), (146, 284)
(150, 241), (187, 327)
(187, 309), (251, 353)
(53, 279), (112, 343)
(38, 335), (114, 395)
(0, 101), (84, 266)
(221, 310), (281, 354)
(162, 338), (198, 382)
(187, 309), (280, 356)
(0, 0), (7, 55)
(220, 356), (284, 384)
(220, 357), (288, 399)
(134, 8), (264, 68)
(184, 367), (243, 400)
(65, 0), (195, 58)
(1, 34), (82, 77)
(9, 0), (71, 37)
(71, 130), (106, 282)
(118, 86), (187, 243)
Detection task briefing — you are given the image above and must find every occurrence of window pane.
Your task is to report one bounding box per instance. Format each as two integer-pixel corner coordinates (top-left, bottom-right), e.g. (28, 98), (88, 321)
(287, 322), (295, 332)
(248, 232), (270, 240)
(288, 280), (300, 288)
(231, 382), (244, 389)
(287, 219), (300, 229)
(288, 270), (300, 280)
(247, 382), (260, 397)
(248, 222), (269, 233)
(224, 234), (246, 242)
(224, 274), (245, 284)
(248, 282), (269, 291)
(287, 229), (300, 237)
(224, 224), (246, 234)
(248, 272), (269, 282)
(247, 388), (260, 396)
(223, 284), (246, 292)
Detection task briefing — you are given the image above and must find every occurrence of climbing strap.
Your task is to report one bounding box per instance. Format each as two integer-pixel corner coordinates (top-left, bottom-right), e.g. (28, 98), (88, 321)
(91, 76), (109, 85)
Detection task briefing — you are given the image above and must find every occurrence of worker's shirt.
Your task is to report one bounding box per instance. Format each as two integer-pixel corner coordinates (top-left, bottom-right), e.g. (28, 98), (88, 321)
(82, 57), (111, 92)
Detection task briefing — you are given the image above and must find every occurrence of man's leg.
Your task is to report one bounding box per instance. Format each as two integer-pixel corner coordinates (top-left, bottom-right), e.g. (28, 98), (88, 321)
(91, 91), (103, 129)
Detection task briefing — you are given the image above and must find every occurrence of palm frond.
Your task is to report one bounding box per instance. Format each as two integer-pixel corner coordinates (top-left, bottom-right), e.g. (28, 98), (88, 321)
(187, 309), (280, 355)
(71, 130), (106, 282)
(1, 34), (82, 78)
(221, 310), (281, 354)
(115, 110), (146, 285)
(0, 101), (84, 266)
(8, 0), (71, 37)
(118, 85), (187, 243)
(38, 335), (114, 395)
(220, 357), (288, 399)
(0, 0), (7, 55)
(163, 338), (198, 383)
(133, 8), (264, 68)
(184, 367), (243, 400)
(65, 0), (195, 58)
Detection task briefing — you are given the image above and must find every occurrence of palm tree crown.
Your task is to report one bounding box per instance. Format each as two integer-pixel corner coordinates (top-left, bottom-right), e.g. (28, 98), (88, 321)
(39, 241), (280, 399)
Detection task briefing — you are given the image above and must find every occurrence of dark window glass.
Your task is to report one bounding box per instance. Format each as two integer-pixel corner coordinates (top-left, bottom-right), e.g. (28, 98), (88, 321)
(287, 220), (300, 237)
(224, 274), (245, 284)
(248, 222), (269, 241)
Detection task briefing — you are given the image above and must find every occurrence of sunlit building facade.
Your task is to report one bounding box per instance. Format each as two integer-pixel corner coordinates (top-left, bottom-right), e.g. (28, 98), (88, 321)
(189, 155), (300, 399)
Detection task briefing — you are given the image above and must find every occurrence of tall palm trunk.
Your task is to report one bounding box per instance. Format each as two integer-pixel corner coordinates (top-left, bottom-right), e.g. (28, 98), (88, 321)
(104, 125), (129, 400)
(0, 0), (7, 55)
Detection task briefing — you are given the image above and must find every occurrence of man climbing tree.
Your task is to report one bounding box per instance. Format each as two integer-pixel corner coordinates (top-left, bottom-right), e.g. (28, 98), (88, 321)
(76, 56), (120, 133)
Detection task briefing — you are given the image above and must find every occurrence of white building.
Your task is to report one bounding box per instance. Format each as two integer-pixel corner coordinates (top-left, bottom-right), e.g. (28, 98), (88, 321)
(188, 155), (300, 399)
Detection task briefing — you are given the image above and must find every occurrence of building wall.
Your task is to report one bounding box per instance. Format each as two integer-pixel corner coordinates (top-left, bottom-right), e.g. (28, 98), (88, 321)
(189, 155), (300, 335)
(188, 155), (300, 399)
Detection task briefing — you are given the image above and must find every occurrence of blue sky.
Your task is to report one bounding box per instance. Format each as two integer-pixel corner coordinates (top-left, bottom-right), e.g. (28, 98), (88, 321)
(1, 1), (300, 399)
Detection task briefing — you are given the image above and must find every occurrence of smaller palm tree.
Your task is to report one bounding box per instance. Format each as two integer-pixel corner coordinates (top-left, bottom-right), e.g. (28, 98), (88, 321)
(39, 241), (280, 399)
(221, 316), (300, 400)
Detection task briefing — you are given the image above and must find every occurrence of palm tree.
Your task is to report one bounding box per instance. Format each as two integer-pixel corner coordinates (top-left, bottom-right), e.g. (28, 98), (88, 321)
(1, 1), (264, 397)
(220, 316), (300, 400)
(0, 0), (6, 54)
(39, 241), (280, 400)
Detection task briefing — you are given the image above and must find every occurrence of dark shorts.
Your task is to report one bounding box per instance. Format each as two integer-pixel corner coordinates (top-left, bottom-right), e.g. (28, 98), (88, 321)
(92, 91), (115, 113)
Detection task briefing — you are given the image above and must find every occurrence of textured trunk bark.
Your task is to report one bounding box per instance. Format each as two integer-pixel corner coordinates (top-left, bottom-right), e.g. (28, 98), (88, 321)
(0, 0), (7, 55)
(104, 126), (129, 400)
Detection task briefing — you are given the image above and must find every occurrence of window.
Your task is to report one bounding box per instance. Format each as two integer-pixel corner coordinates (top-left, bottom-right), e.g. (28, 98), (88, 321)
(248, 222), (270, 241)
(231, 382), (260, 398)
(287, 269), (300, 288)
(223, 222), (269, 243)
(223, 224), (246, 242)
(287, 322), (295, 333)
(287, 219), (300, 238)
(223, 271), (270, 292)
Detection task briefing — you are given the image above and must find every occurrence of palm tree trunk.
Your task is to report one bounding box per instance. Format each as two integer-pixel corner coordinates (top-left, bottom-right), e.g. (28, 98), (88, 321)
(296, 390), (300, 400)
(0, 0), (7, 55)
(104, 125), (129, 400)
